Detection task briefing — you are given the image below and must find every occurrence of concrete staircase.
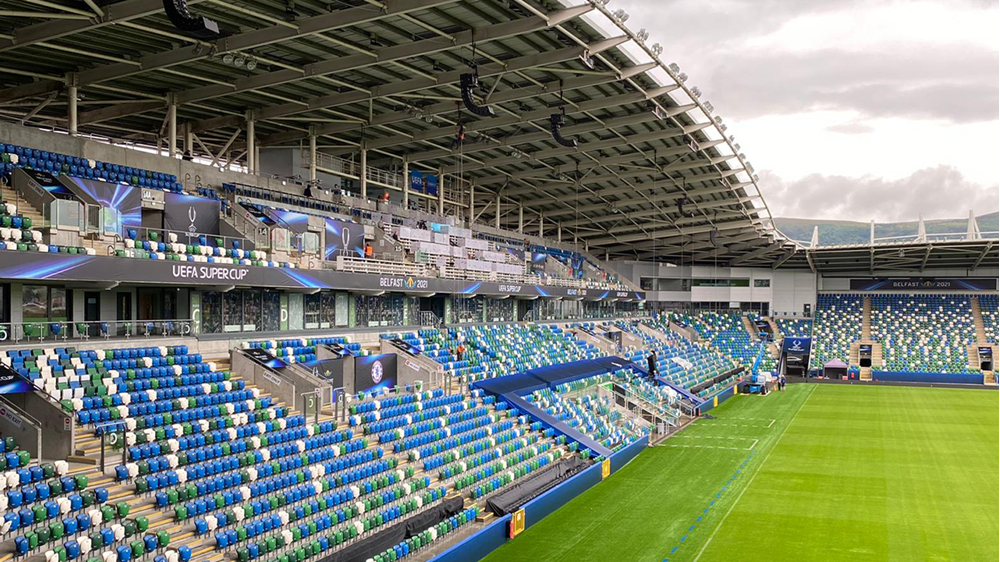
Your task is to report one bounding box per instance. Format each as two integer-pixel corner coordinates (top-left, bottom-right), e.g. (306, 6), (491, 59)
(1, 182), (46, 227)
(741, 315), (758, 342)
(765, 317), (781, 340)
(968, 296), (998, 384)
(853, 297), (877, 381)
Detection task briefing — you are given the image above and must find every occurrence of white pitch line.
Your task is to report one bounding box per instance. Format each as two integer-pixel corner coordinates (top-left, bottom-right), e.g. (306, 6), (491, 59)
(691, 385), (816, 562)
(767, 419), (776, 428)
(748, 438), (758, 451)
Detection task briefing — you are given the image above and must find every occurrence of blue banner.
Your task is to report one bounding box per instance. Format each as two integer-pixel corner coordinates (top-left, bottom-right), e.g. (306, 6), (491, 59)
(424, 174), (438, 196)
(409, 170), (424, 193)
(782, 337), (811, 354)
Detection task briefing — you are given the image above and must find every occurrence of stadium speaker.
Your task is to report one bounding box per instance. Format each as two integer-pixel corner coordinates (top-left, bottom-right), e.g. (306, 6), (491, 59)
(677, 197), (695, 218)
(460, 74), (495, 117)
(163, 0), (220, 40)
(549, 113), (577, 148)
(709, 228), (719, 247)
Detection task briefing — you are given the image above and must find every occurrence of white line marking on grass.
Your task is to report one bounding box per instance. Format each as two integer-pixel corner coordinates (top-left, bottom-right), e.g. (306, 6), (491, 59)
(748, 439), (758, 451)
(691, 385), (816, 562)
(767, 419), (775, 428)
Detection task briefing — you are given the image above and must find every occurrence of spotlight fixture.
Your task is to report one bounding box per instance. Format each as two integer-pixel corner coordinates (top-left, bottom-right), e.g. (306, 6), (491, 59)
(234, 55), (245, 67)
(690, 86), (702, 98)
(245, 57), (257, 70)
(752, 174), (759, 182)
(703, 101), (714, 113)
(677, 72), (688, 82)
(369, 33), (383, 47)
(432, 62), (445, 72)
(733, 143), (741, 151)
(460, 73), (495, 117)
(677, 197), (696, 218)
(223, 53), (234, 65)
(668, 62), (680, 74)
(651, 43), (663, 56)
(163, 0), (220, 40)
(549, 110), (577, 148)
(636, 28), (649, 42)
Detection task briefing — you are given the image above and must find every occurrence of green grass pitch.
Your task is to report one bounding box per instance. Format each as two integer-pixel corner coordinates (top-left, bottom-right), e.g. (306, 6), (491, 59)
(481, 384), (999, 562)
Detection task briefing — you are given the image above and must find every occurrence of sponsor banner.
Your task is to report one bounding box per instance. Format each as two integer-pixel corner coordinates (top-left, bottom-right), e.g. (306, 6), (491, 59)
(64, 177), (141, 228)
(164, 192), (221, 242)
(978, 347), (993, 357)
(424, 174), (438, 196)
(267, 209), (311, 233)
(0, 365), (33, 395)
(324, 218), (366, 260)
(299, 358), (346, 387)
(409, 170), (424, 193)
(849, 278), (997, 291)
(781, 337), (811, 355)
(0, 252), (645, 301)
(530, 252), (548, 274)
(354, 354), (397, 394)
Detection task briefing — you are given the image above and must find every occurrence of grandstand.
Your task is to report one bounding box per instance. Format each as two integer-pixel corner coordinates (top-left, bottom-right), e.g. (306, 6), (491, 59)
(0, 1), (994, 562)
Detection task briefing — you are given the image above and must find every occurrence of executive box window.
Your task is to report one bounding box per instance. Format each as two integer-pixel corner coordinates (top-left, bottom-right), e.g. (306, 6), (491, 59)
(202, 291), (223, 334)
(262, 292), (281, 332)
(692, 279), (750, 288)
(23, 285), (70, 323)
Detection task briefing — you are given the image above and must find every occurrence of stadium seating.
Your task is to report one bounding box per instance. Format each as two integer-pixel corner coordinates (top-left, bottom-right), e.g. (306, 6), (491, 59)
(809, 294), (863, 370)
(980, 295), (998, 344)
(526, 369), (666, 453)
(776, 318), (812, 338)
(871, 294), (976, 373)
(386, 325), (601, 382)
(0, 143), (182, 192)
(242, 337), (360, 363)
(628, 319), (742, 397)
(660, 313), (774, 374)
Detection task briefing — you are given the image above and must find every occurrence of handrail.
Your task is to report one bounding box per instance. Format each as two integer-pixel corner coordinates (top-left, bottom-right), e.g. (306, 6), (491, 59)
(0, 319), (194, 343)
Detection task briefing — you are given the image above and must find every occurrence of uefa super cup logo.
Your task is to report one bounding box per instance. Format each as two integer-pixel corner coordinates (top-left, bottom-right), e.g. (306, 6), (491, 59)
(342, 227), (350, 248)
(371, 360), (383, 384)
(188, 206), (198, 234)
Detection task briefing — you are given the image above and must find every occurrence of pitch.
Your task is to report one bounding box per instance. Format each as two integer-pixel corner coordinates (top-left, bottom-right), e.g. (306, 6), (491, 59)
(482, 383), (999, 562)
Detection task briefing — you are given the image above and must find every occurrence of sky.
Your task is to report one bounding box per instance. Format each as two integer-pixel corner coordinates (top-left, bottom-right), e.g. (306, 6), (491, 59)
(585, 0), (999, 222)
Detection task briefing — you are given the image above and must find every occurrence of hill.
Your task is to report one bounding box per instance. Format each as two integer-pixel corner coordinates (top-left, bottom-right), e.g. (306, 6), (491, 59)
(774, 212), (998, 246)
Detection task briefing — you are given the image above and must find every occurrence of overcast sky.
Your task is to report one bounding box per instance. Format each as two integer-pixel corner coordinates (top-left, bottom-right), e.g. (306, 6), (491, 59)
(592, 0), (999, 222)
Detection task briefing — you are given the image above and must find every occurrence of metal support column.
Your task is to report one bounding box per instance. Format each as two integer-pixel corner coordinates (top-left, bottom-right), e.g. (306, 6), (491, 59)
(557, 223), (562, 242)
(518, 204), (524, 232)
(468, 183), (475, 224)
(539, 212), (544, 237)
(360, 147), (368, 199)
(402, 160), (409, 208)
(495, 195), (501, 229)
(167, 95), (177, 158)
(66, 73), (78, 137)
(437, 167), (445, 215)
(184, 123), (193, 156)
(246, 111), (256, 174)
(308, 131), (317, 182)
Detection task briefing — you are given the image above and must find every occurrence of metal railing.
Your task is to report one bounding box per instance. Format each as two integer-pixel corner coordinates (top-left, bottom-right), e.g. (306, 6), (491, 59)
(0, 319), (194, 343)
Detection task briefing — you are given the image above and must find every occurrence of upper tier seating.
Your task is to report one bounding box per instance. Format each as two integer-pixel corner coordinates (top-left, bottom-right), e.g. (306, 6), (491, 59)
(809, 294), (863, 370)
(871, 294), (976, 374)
(776, 318), (812, 338)
(1, 143), (182, 192)
(979, 295), (998, 344)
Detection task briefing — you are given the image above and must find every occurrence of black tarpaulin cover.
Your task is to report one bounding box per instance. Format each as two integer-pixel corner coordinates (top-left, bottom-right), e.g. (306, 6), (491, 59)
(486, 456), (590, 516)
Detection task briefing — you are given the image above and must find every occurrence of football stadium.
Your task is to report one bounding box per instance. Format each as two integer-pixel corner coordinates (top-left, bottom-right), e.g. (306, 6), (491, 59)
(0, 1), (994, 562)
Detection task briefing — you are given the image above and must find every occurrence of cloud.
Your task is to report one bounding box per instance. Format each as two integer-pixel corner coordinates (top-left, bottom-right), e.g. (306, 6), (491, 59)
(826, 122), (874, 134)
(758, 166), (999, 222)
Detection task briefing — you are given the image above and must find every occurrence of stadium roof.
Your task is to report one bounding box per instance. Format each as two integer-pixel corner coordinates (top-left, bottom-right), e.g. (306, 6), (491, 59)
(1, 0), (993, 274)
